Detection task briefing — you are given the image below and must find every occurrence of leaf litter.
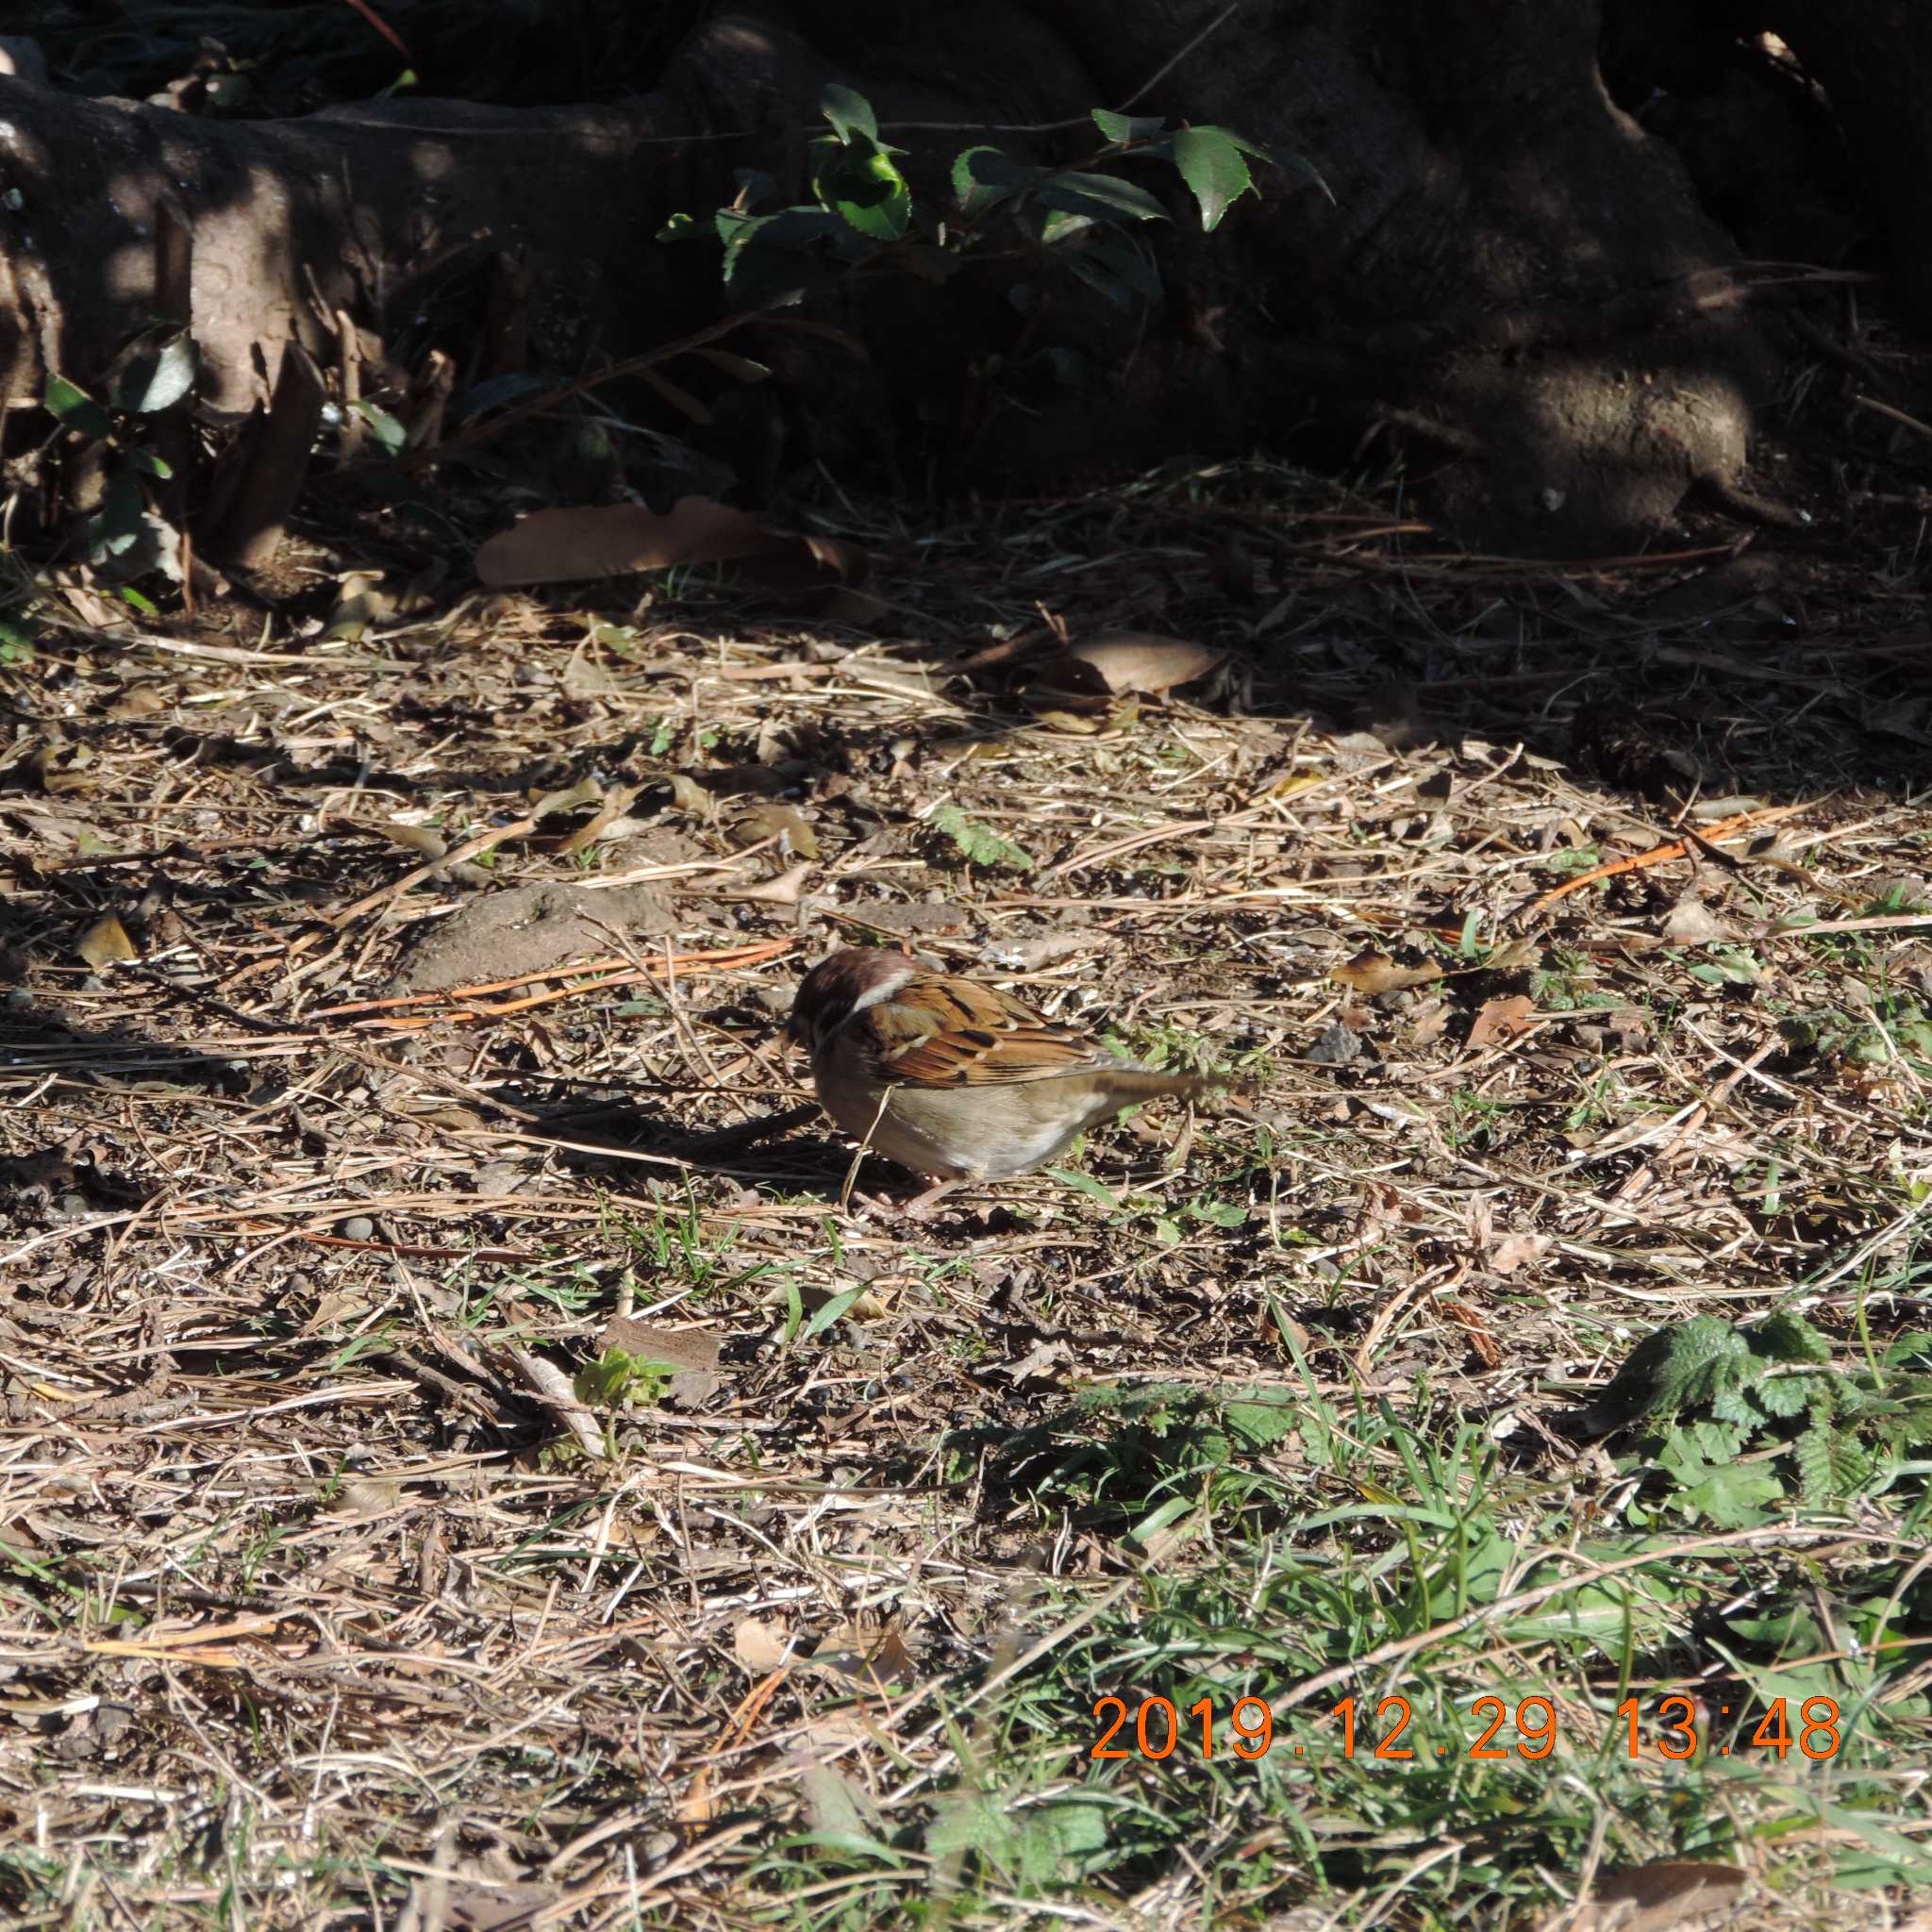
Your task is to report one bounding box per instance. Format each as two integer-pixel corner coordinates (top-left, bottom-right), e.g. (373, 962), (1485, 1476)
(3, 455), (1932, 1925)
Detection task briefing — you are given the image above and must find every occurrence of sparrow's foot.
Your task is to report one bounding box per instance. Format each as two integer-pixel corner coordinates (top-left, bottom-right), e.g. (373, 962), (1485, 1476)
(847, 1180), (959, 1224)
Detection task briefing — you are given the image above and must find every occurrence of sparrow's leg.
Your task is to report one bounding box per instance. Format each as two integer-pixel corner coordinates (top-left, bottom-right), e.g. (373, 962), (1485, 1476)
(848, 1178), (958, 1222)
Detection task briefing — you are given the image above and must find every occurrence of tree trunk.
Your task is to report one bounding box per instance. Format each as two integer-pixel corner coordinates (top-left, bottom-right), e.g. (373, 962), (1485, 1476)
(0, 0), (1917, 553)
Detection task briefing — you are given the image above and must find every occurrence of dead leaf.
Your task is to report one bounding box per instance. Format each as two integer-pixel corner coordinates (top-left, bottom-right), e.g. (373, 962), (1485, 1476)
(1490, 1232), (1552, 1274)
(475, 496), (774, 585)
(665, 774), (713, 816)
(1331, 949), (1444, 995)
(323, 570), (398, 641)
(1466, 993), (1537, 1049)
(733, 1616), (792, 1673)
(530, 777), (603, 822)
(1557, 1860), (1748, 1932)
(380, 821), (447, 860)
(76, 914), (138, 969)
(730, 861), (813, 907)
(32, 743), (96, 796)
(1437, 1299), (1503, 1369)
(598, 1316), (724, 1407)
(734, 803), (819, 858)
(1029, 708), (1105, 734)
(809, 1618), (914, 1688)
(1663, 897), (1728, 943)
(1054, 629), (1226, 696)
(562, 782), (642, 855)
(438, 1881), (561, 1932)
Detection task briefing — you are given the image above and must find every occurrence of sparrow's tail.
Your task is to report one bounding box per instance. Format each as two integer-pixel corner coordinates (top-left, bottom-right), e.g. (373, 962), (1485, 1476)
(1106, 1068), (1223, 1103)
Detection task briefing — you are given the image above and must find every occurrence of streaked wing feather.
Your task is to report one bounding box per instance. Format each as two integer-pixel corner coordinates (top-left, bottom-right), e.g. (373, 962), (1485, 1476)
(866, 976), (1112, 1087)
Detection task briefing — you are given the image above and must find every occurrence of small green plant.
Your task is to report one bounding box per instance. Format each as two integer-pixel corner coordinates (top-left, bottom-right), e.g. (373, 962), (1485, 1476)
(572, 1346), (677, 1411)
(664, 86), (1323, 313)
(42, 331), (196, 591)
(1593, 1310), (1932, 1524)
(928, 802), (1035, 872)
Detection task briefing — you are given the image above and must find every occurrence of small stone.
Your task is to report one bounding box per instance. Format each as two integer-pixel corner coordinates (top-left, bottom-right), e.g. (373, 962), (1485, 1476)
(340, 1216), (375, 1241)
(1307, 1022), (1363, 1066)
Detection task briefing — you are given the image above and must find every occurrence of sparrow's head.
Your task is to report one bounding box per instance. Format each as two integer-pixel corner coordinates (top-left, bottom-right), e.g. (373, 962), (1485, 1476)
(786, 946), (920, 1055)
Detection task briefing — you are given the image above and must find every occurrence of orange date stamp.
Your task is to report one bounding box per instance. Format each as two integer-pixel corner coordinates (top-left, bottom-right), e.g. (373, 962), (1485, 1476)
(1090, 1693), (1845, 1762)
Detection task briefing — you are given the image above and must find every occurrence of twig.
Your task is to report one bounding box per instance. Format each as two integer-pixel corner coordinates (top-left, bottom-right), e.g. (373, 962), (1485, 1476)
(1532, 801), (1808, 908)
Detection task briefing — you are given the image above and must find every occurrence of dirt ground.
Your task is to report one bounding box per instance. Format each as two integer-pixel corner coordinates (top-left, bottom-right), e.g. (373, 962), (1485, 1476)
(4, 451), (1932, 1926)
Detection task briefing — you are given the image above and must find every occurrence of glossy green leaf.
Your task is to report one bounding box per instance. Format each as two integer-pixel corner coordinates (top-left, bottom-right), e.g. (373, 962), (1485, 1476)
(1091, 108), (1167, 144)
(1174, 125), (1254, 231)
(112, 331), (197, 414)
(814, 137), (912, 242)
(44, 375), (111, 441)
(952, 144), (1039, 218)
(1034, 170), (1168, 224)
(819, 82), (877, 145)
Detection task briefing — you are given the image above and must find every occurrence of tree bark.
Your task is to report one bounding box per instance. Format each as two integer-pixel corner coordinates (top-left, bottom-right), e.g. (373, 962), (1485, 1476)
(0, 0), (1915, 553)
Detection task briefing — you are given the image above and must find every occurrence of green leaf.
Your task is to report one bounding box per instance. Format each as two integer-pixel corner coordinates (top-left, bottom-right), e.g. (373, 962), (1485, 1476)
(1173, 125), (1255, 231)
(814, 135), (913, 242)
(929, 803), (1035, 872)
(1044, 1167), (1119, 1210)
(1748, 1308), (1834, 1363)
(953, 145), (1042, 222)
(657, 210), (699, 242)
(1224, 1396), (1298, 1449)
(83, 472), (149, 564)
(819, 82), (877, 144)
(1034, 170), (1169, 225)
(1668, 1453), (1783, 1528)
(804, 1285), (866, 1340)
(1091, 108), (1168, 144)
(1754, 1375), (1810, 1419)
(44, 374), (112, 441)
(717, 205), (849, 289)
(350, 400), (407, 456)
(1596, 1315), (1753, 1424)
(111, 331), (197, 414)
(125, 446), (174, 479)
(1060, 234), (1163, 308)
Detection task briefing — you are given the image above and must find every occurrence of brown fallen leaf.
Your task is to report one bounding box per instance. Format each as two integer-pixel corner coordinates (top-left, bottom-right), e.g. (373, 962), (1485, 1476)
(733, 802), (819, 858)
(1437, 1299), (1503, 1369)
(1055, 628), (1226, 695)
(475, 496), (774, 585)
(1331, 948), (1445, 995)
(738, 532), (878, 621)
(729, 860), (813, 907)
(379, 821), (448, 860)
(1663, 896), (1729, 943)
(733, 1616), (792, 1673)
(1490, 1232), (1552, 1275)
(1555, 1860), (1747, 1932)
(1466, 993), (1537, 1049)
(475, 498), (879, 618)
(562, 782), (643, 855)
(598, 1316), (724, 1407)
(76, 914), (139, 969)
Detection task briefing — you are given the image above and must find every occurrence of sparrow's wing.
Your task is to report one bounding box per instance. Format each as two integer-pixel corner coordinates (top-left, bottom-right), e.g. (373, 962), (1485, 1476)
(864, 976), (1117, 1087)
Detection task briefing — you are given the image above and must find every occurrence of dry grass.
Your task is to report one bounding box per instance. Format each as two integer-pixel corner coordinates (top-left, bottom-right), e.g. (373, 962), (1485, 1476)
(4, 458), (1932, 1928)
